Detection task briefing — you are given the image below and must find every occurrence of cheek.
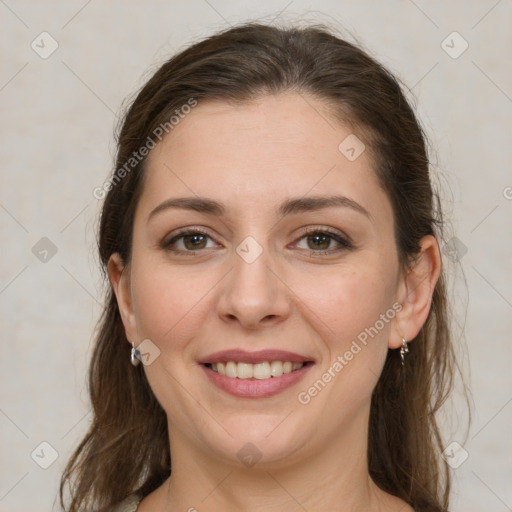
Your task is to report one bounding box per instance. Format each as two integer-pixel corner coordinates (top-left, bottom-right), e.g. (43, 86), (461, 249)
(289, 260), (397, 405)
(129, 259), (219, 427)
(293, 263), (396, 345)
(130, 258), (217, 343)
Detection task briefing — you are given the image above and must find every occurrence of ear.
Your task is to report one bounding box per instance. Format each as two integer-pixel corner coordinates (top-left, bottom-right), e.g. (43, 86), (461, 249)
(107, 253), (138, 344)
(389, 235), (442, 349)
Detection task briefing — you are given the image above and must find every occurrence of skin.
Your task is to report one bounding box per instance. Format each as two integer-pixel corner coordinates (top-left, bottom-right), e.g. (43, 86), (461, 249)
(109, 91), (441, 511)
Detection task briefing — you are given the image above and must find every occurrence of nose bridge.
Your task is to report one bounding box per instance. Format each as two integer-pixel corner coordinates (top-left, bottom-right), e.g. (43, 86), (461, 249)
(216, 235), (290, 329)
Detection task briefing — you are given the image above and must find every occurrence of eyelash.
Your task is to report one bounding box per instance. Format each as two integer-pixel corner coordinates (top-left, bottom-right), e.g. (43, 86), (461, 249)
(160, 226), (354, 256)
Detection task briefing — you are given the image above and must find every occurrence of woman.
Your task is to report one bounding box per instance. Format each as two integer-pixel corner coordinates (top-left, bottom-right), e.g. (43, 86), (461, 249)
(61, 22), (458, 512)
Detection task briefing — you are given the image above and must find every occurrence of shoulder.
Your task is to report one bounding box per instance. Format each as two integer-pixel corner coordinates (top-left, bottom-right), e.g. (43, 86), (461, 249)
(108, 493), (142, 512)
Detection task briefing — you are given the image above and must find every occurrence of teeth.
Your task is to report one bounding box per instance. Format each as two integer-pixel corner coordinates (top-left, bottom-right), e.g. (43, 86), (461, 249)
(253, 361), (270, 379)
(270, 361), (283, 377)
(225, 361), (237, 378)
(237, 362), (253, 379)
(209, 361), (305, 379)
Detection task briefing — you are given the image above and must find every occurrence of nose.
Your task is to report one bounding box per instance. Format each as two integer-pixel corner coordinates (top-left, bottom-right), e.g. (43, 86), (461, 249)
(216, 242), (291, 330)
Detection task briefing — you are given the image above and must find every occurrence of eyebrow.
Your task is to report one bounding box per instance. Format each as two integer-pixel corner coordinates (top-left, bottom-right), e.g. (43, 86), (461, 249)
(147, 195), (372, 223)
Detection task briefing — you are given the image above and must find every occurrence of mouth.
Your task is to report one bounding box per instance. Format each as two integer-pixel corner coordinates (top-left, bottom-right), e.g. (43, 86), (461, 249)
(198, 349), (315, 398)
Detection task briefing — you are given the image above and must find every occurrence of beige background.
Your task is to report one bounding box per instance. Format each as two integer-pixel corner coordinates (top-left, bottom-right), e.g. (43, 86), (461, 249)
(1, 1), (511, 511)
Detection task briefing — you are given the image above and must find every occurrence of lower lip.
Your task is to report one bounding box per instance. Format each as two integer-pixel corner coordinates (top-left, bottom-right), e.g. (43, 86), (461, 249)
(201, 364), (313, 398)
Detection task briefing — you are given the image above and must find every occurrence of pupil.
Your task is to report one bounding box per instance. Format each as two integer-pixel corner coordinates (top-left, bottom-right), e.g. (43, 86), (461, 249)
(309, 233), (329, 250)
(185, 234), (206, 250)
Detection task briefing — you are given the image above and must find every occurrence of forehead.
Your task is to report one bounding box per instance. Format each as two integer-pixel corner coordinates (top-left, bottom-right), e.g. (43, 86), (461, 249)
(139, 92), (391, 224)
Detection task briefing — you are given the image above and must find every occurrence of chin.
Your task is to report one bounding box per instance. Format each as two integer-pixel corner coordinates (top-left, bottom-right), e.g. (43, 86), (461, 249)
(204, 414), (312, 469)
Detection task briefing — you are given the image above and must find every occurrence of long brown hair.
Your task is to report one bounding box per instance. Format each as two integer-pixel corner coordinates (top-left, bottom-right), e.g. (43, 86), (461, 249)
(61, 22), (460, 511)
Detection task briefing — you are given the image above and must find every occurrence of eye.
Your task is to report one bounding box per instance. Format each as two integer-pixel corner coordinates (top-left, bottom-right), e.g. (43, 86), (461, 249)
(161, 228), (219, 254)
(293, 228), (353, 254)
(161, 226), (353, 256)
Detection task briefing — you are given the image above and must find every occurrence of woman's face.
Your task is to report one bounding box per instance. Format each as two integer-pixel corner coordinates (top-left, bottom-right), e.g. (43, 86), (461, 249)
(112, 92), (409, 467)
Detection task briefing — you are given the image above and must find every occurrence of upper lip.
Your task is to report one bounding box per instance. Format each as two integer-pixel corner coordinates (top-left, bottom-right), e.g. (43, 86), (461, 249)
(198, 349), (314, 365)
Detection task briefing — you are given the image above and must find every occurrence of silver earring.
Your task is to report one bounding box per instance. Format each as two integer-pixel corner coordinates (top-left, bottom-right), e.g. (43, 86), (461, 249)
(400, 337), (409, 366)
(130, 342), (141, 366)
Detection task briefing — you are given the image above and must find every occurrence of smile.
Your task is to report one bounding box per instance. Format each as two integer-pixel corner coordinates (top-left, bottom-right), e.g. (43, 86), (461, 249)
(198, 349), (315, 398)
(206, 361), (304, 379)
